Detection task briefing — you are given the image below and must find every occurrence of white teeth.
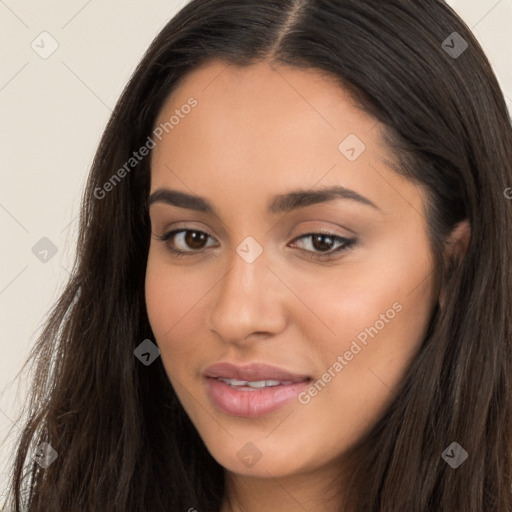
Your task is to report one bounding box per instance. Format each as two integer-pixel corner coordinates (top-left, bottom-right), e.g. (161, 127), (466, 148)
(246, 379), (281, 388)
(218, 378), (283, 388)
(223, 378), (248, 386)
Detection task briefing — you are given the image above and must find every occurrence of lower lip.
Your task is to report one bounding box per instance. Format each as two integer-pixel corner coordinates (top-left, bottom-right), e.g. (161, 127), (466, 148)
(205, 377), (311, 418)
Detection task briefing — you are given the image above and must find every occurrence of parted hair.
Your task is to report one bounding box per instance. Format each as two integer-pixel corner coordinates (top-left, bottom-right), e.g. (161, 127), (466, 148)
(4, 0), (512, 510)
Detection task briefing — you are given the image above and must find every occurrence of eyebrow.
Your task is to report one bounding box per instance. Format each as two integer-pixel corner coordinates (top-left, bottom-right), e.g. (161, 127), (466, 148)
(147, 185), (382, 214)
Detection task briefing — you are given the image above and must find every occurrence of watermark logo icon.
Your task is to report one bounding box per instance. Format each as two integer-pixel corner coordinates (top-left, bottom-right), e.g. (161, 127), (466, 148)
(338, 134), (366, 161)
(236, 236), (263, 264)
(237, 442), (262, 468)
(441, 442), (468, 469)
(32, 237), (58, 263)
(34, 442), (58, 468)
(442, 32), (468, 59)
(31, 31), (59, 59)
(134, 339), (161, 366)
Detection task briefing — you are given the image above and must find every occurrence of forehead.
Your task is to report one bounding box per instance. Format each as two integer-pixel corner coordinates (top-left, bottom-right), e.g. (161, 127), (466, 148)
(149, 60), (425, 219)
(153, 59), (376, 136)
(151, 60), (382, 169)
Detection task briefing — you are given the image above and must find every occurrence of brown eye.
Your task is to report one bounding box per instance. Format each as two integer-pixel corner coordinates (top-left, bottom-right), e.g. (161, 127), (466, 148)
(311, 234), (336, 252)
(157, 229), (217, 254)
(290, 232), (357, 259)
(184, 231), (209, 250)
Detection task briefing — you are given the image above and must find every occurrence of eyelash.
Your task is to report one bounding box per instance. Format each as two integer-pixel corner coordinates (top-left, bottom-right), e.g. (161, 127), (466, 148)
(154, 229), (357, 261)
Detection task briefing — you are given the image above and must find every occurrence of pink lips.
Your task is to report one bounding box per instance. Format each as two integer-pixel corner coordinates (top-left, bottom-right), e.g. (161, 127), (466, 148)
(203, 362), (310, 382)
(203, 362), (311, 417)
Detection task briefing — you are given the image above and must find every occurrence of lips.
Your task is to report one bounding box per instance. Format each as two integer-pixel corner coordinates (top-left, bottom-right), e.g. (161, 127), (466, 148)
(203, 361), (311, 383)
(202, 362), (313, 417)
(205, 378), (311, 417)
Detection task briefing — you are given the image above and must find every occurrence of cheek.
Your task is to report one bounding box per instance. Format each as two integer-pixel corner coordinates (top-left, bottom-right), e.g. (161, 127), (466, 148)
(294, 233), (435, 429)
(144, 251), (216, 371)
(290, 248), (433, 350)
(146, 248), (201, 329)
(145, 256), (178, 338)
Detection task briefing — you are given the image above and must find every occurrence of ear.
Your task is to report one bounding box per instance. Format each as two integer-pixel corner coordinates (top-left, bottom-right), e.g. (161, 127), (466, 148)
(439, 220), (471, 310)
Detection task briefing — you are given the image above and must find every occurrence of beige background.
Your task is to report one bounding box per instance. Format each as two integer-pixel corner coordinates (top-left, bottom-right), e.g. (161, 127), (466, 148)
(1, 0), (511, 503)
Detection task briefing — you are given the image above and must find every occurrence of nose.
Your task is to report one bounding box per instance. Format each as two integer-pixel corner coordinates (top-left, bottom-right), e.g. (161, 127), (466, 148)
(207, 240), (287, 346)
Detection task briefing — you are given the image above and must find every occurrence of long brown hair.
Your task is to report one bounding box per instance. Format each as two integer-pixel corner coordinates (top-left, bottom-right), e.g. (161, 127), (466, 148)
(3, 0), (512, 510)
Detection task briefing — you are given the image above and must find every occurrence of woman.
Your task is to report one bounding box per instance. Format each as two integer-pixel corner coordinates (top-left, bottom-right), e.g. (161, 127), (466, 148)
(4, 0), (512, 510)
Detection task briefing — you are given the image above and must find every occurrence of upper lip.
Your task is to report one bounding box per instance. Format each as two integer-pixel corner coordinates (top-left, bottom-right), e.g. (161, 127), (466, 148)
(203, 362), (311, 382)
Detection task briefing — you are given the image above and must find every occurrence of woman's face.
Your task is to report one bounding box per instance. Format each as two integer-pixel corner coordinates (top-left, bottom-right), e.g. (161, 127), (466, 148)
(145, 60), (438, 480)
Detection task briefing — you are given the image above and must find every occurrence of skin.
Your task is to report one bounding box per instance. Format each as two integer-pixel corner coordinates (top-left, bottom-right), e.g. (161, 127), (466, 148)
(145, 60), (469, 512)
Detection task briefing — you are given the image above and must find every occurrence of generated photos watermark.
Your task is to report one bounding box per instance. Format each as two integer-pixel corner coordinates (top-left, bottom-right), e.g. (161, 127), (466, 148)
(94, 97), (198, 200)
(298, 301), (403, 405)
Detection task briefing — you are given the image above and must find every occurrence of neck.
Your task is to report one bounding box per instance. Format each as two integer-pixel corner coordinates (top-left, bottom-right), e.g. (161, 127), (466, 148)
(219, 462), (348, 512)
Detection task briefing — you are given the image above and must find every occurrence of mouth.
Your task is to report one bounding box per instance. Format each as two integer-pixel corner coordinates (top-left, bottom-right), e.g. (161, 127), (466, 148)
(212, 376), (310, 390)
(204, 377), (312, 417)
(203, 361), (311, 382)
(202, 362), (312, 417)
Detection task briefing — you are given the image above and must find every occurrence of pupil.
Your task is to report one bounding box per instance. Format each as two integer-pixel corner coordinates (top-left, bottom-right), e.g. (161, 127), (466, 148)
(313, 234), (333, 252)
(186, 231), (207, 249)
